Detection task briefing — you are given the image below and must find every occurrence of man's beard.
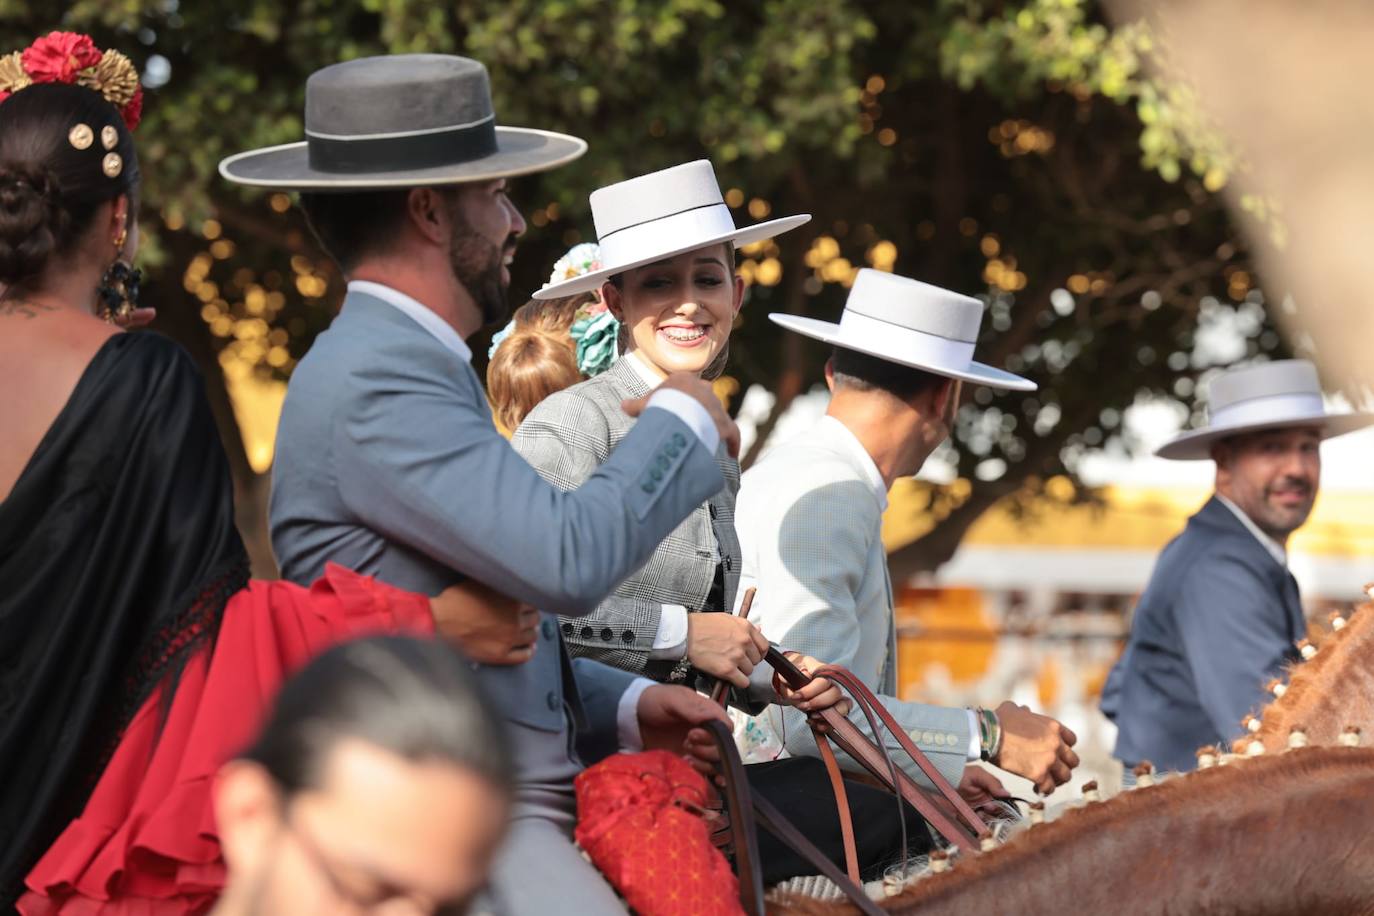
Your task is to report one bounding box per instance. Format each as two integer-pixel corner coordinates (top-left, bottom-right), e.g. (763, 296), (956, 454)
(1257, 477), (1317, 536)
(449, 219), (513, 327)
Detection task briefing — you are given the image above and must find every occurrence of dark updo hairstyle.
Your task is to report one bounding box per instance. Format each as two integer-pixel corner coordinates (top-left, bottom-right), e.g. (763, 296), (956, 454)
(0, 82), (140, 288)
(238, 634), (513, 800)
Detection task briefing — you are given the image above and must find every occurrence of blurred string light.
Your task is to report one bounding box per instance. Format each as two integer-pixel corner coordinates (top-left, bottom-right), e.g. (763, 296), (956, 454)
(987, 119), (1055, 158)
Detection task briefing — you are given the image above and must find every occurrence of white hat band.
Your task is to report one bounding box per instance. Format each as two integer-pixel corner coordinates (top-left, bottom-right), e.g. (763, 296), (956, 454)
(598, 203), (737, 272)
(836, 308), (976, 370)
(1209, 391), (1325, 429)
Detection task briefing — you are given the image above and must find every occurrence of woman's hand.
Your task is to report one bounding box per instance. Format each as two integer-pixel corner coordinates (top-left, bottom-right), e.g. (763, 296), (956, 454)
(775, 652), (851, 717)
(430, 579), (539, 665)
(685, 613), (769, 688)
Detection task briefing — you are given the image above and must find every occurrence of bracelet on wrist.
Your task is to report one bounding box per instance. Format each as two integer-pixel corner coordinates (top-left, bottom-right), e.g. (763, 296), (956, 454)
(977, 707), (1003, 762)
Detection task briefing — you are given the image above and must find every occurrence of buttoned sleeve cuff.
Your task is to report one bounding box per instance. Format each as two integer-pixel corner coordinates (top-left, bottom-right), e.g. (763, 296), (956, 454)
(648, 604), (689, 659)
(645, 389), (719, 454)
(616, 677), (656, 752)
(965, 708), (981, 761)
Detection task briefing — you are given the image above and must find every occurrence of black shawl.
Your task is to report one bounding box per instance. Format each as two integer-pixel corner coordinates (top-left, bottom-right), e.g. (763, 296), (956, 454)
(0, 332), (249, 903)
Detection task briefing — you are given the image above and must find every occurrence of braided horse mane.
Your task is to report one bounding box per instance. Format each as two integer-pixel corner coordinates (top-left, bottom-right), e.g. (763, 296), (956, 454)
(1242, 585), (1374, 753)
(769, 586), (1374, 915)
(771, 747), (1374, 915)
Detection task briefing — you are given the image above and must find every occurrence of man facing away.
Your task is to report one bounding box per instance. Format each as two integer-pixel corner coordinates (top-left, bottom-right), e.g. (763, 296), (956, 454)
(736, 269), (1080, 799)
(221, 55), (744, 914)
(1102, 359), (1374, 773)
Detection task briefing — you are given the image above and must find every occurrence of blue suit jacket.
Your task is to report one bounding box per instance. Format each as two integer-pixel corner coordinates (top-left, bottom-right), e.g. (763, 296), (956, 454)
(269, 291), (724, 758)
(1101, 496), (1305, 772)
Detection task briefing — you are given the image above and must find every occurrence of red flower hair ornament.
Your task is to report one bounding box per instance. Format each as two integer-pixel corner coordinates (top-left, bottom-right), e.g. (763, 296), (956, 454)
(0, 31), (143, 129)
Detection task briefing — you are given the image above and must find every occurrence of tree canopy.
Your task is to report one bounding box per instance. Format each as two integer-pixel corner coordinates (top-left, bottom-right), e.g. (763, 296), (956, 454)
(0, 0), (1285, 576)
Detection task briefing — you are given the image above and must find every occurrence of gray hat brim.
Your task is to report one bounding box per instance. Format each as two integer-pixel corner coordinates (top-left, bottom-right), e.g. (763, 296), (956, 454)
(770, 313), (1036, 392)
(533, 214), (811, 300)
(1154, 411), (1374, 460)
(218, 126), (586, 190)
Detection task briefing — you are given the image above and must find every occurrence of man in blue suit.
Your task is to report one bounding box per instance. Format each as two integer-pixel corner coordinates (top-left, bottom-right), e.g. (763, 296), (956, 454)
(221, 56), (746, 913)
(1102, 359), (1373, 774)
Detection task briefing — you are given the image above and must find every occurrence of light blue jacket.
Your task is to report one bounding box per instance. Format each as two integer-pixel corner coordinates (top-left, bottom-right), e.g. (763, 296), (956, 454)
(270, 291), (724, 757)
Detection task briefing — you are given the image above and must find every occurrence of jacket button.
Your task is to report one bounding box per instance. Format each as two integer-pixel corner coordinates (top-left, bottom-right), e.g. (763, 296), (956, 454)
(562, 622), (573, 636)
(622, 630), (635, 643)
(667, 444), (681, 458)
(673, 432), (687, 448)
(650, 467), (663, 482)
(601, 627), (613, 641)
(541, 619), (555, 640)
(722, 555), (733, 571)
(581, 626), (594, 639)
(546, 691), (560, 711)
(641, 481), (655, 494)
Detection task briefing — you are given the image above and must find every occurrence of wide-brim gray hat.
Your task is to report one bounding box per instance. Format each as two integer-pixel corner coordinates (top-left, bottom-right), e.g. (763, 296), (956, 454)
(219, 54), (586, 189)
(770, 269), (1037, 391)
(1155, 359), (1374, 460)
(533, 159), (809, 299)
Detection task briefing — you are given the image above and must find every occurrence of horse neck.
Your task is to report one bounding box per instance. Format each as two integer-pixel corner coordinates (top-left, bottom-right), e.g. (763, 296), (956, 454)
(779, 750), (1374, 916)
(1255, 600), (1374, 750)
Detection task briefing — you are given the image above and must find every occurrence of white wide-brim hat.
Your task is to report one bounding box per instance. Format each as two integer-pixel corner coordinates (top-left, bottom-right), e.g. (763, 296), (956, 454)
(219, 54), (586, 190)
(533, 159), (809, 299)
(769, 269), (1036, 391)
(1155, 359), (1374, 460)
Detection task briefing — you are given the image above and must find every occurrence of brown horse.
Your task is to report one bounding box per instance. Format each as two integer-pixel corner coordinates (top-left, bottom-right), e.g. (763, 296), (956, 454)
(772, 746), (1374, 915)
(1242, 589), (1374, 753)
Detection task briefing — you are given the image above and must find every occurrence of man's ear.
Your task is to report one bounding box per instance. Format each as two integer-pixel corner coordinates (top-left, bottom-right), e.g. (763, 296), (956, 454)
(1211, 441), (1232, 487)
(928, 377), (957, 420)
(213, 760), (283, 873)
(823, 356), (837, 392)
(406, 187), (450, 247)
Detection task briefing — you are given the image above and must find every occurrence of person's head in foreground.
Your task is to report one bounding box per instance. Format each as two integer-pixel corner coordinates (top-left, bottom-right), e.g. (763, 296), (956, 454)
(212, 635), (512, 915)
(1154, 358), (1374, 545)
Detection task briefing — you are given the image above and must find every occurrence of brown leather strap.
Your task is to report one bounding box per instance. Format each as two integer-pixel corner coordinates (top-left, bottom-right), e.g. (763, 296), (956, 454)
(815, 736), (861, 885)
(701, 719), (765, 915)
(701, 720), (880, 916)
(767, 647), (986, 854)
(816, 664), (990, 841)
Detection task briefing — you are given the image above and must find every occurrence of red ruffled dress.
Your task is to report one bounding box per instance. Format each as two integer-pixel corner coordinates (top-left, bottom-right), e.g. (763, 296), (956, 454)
(18, 564), (435, 915)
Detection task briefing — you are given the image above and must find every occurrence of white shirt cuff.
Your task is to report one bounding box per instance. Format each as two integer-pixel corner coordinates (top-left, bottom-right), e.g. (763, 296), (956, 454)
(646, 389), (719, 454)
(966, 708), (981, 761)
(616, 677), (656, 752)
(648, 604), (689, 659)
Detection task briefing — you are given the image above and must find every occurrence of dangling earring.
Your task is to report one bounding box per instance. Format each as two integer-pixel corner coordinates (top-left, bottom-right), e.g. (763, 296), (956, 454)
(98, 226), (142, 324)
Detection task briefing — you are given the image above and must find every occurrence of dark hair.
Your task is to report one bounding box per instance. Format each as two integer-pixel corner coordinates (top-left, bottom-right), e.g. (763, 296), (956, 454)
(239, 635), (512, 796)
(0, 83), (140, 287)
(830, 345), (949, 401)
(299, 189), (415, 272)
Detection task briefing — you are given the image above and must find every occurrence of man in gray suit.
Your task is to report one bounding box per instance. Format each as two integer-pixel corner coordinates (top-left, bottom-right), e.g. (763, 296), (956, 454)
(1102, 359), (1374, 773)
(740, 270), (1080, 799)
(221, 55), (742, 913)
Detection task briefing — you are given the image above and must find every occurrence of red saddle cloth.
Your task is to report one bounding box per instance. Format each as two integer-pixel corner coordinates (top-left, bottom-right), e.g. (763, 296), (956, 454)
(574, 750), (743, 916)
